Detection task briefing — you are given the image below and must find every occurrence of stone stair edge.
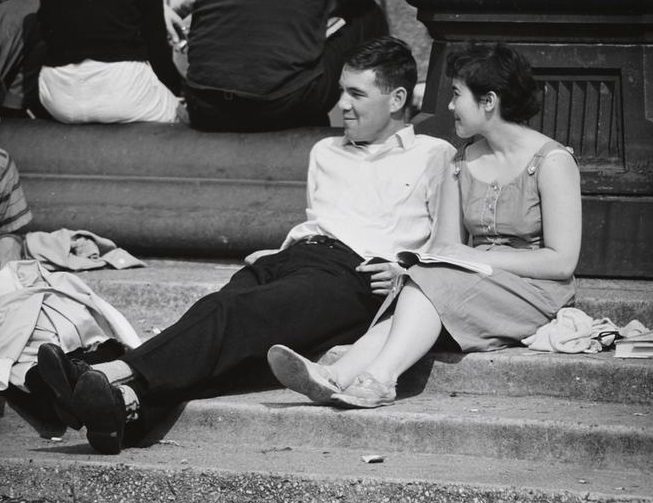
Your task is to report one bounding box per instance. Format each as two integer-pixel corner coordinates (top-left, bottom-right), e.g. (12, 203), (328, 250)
(2, 455), (651, 503)
(2, 410), (652, 503)
(182, 387), (653, 426)
(77, 257), (653, 294)
(157, 389), (653, 471)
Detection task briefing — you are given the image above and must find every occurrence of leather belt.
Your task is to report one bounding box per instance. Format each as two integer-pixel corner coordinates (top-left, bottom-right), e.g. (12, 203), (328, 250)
(295, 235), (356, 255)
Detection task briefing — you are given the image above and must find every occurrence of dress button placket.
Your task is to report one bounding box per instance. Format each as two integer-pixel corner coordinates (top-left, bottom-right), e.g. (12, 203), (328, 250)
(487, 182), (500, 244)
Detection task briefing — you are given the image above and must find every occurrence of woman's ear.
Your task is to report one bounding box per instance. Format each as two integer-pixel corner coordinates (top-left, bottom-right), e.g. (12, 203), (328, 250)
(480, 91), (498, 113)
(390, 86), (408, 113)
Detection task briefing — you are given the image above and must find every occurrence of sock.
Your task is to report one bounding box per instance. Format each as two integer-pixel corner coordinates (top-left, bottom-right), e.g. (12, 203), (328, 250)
(117, 384), (140, 423)
(91, 360), (134, 385)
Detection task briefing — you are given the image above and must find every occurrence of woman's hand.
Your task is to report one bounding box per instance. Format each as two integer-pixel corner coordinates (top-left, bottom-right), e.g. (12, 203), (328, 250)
(356, 261), (405, 295)
(163, 4), (185, 44)
(163, 0), (193, 44)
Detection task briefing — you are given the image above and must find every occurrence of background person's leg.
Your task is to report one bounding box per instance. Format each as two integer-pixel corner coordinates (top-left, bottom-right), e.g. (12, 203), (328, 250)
(0, 0), (41, 114)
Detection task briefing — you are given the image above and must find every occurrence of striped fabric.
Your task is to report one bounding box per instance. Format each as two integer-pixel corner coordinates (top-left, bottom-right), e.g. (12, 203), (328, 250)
(0, 149), (32, 233)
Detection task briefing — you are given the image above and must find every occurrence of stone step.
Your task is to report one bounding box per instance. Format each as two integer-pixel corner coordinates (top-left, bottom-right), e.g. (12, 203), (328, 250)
(169, 390), (653, 472)
(76, 259), (653, 405)
(1, 396), (651, 503)
(78, 259), (653, 331)
(3, 260), (652, 501)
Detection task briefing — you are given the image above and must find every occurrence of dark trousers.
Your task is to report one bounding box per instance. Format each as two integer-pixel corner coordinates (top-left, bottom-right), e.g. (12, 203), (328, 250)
(121, 240), (382, 406)
(185, 0), (388, 132)
(0, 0), (43, 112)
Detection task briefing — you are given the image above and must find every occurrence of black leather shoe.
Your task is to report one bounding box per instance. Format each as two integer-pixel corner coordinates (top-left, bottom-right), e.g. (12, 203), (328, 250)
(72, 370), (126, 455)
(37, 343), (91, 430)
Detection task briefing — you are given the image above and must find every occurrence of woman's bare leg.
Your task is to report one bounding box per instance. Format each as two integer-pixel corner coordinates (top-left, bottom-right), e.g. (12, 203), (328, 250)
(328, 316), (392, 388)
(362, 280), (442, 384)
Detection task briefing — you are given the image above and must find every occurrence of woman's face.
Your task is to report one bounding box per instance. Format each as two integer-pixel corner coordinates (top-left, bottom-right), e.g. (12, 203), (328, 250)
(448, 78), (485, 138)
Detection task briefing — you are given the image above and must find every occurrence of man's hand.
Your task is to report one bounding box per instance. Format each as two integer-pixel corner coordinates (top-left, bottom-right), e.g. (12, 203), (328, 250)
(356, 261), (405, 295)
(244, 249), (279, 265)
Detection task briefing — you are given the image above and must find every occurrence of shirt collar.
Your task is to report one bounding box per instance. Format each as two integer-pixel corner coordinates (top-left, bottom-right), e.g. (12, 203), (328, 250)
(342, 124), (415, 150)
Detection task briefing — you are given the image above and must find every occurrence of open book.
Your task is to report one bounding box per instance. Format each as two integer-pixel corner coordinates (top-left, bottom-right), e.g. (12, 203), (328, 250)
(396, 251), (492, 275)
(365, 251), (492, 275)
(365, 251), (491, 327)
(614, 331), (653, 359)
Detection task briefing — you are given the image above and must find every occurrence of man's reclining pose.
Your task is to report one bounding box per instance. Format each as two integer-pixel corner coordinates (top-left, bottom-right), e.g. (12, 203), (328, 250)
(38, 36), (456, 454)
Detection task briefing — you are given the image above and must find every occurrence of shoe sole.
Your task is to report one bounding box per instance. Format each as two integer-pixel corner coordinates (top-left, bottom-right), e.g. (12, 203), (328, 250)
(331, 393), (395, 409)
(72, 371), (124, 455)
(267, 345), (337, 403)
(37, 344), (83, 430)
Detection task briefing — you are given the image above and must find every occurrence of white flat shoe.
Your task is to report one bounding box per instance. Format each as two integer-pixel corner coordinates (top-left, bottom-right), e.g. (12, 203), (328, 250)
(267, 345), (340, 403)
(331, 372), (396, 409)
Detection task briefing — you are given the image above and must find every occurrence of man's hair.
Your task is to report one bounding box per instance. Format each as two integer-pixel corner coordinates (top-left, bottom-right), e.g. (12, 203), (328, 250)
(446, 43), (540, 124)
(345, 36), (417, 109)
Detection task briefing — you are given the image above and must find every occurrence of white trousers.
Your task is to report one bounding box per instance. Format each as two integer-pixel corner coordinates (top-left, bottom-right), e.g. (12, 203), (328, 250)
(39, 59), (179, 124)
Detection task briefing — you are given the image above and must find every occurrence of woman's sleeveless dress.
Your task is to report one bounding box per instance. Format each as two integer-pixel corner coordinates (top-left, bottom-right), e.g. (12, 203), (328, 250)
(407, 141), (577, 352)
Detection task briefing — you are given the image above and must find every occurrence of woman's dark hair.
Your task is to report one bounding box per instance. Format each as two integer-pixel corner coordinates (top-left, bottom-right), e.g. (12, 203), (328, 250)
(445, 43), (540, 123)
(345, 36), (418, 110)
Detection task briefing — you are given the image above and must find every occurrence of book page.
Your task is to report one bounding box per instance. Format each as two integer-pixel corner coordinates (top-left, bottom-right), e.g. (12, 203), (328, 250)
(396, 251), (492, 275)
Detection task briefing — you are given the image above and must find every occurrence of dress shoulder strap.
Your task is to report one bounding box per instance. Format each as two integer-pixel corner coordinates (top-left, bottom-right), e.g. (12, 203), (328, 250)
(453, 142), (474, 178)
(526, 141), (576, 176)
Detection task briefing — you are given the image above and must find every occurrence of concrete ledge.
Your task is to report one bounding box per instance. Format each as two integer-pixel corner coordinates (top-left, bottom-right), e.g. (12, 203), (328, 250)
(1, 406), (652, 503)
(77, 259), (653, 328)
(0, 119), (338, 255)
(170, 390), (653, 470)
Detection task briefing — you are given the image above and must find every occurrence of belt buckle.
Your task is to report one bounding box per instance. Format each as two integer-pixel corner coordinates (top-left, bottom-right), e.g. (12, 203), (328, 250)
(305, 235), (328, 246)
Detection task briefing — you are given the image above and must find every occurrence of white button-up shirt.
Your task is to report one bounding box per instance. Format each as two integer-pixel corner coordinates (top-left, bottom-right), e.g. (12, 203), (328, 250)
(281, 125), (456, 260)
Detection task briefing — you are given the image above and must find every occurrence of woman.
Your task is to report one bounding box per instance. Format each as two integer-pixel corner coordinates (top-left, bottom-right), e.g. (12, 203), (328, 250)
(267, 43), (582, 408)
(38, 0), (181, 124)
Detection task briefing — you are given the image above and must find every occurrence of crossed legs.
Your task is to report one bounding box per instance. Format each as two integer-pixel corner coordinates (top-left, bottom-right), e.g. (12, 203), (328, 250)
(270, 280), (444, 408)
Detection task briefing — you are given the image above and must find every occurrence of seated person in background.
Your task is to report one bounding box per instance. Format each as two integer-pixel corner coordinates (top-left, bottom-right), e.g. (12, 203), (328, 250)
(0, 149), (32, 268)
(0, 0), (43, 118)
(38, 37), (456, 454)
(37, 0), (181, 124)
(269, 43), (582, 409)
(165, 0), (388, 131)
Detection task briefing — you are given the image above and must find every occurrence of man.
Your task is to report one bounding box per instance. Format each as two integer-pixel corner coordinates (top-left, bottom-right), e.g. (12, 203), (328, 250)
(38, 37), (456, 454)
(0, 149), (33, 267)
(164, 0), (388, 131)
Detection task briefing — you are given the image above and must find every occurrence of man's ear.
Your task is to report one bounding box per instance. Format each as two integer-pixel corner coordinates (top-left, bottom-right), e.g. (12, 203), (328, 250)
(389, 87), (408, 113)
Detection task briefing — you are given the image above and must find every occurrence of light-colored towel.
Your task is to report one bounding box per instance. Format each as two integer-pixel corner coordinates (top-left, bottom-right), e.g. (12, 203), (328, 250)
(523, 307), (649, 354)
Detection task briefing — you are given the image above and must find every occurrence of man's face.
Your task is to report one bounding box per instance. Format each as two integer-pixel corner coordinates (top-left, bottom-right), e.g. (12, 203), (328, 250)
(338, 66), (397, 144)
